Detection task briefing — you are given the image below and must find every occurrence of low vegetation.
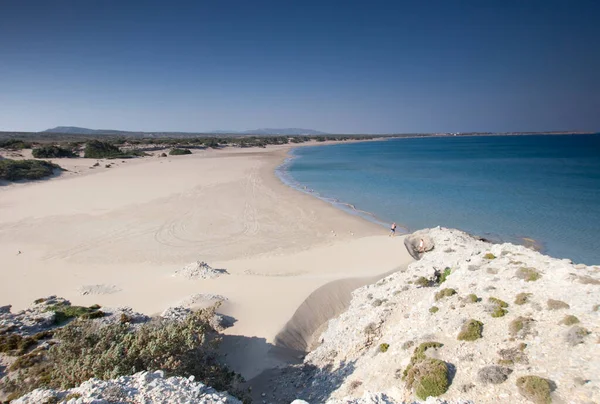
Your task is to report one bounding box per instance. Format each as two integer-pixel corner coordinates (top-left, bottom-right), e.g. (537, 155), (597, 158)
(0, 159), (60, 181)
(415, 277), (430, 287)
(436, 267), (451, 284)
(0, 306), (246, 402)
(516, 267), (542, 282)
(509, 317), (535, 339)
(32, 146), (77, 158)
(559, 315), (580, 326)
(515, 292), (532, 305)
(429, 306), (439, 314)
(169, 148), (192, 155)
(83, 140), (147, 159)
(0, 139), (33, 150)
(402, 342), (449, 400)
(45, 302), (105, 325)
(516, 376), (554, 404)
(465, 294), (480, 303)
(488, 297), (509, 318)
(457, 319), (484, 341)
(547, 299), (570, 310)
(434, 288), (457, 301)
(0, 331), (53, 356)
(379, 343), (389, 353)
(483, 253), (496, 259)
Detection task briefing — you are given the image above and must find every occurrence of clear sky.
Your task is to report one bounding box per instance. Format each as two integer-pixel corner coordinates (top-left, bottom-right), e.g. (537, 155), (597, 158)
(1, 0), (599, 133)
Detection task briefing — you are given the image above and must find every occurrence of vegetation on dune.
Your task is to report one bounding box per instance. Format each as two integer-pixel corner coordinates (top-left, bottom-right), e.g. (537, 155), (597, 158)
(516, 267), (542, 282)
(32, 146), (77, 158)
(489, 297), (509, 318)
(434, 288), (457, 301)
(516, 376), (554, 404)
(83, 140), (148, 159)
(402, 342), (449, 400)
(465, 294), (480, 303)
(509, 317), (535, 339)
(0, 159), (61, 181)
(0, 306), (246, 402)
(515, 292), (532, 305)
(0, 139), (33, 150)
(457, 319), (484, 341)
(547, 299), (570, 310)
(559, 315), (580, 326)
(169, 148), (192, 155)
(45, 302), (105, 325)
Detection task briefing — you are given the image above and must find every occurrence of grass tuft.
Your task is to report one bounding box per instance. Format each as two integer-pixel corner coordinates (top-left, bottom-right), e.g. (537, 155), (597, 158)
(515, 293), (532, 305)
(559, 315), (580, 326)
(483, 253), (496, 259)
(429, 306), (439, 314)
(457, 319), (484, 341)
(379, 343), (390, 353)
(516, 267), (542, 282)
(516, 376), (554, 404)
(434, 288), (457, 301)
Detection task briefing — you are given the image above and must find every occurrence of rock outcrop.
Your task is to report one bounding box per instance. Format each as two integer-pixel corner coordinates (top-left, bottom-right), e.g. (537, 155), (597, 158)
(288, 227), (599, 403)
(12, 370), (242, 403)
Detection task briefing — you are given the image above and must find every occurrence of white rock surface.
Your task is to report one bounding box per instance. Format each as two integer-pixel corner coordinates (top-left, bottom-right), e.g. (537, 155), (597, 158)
(13, 370), (242, 404)
(302, 227), (600, 404)
(174, 261), (228, 280)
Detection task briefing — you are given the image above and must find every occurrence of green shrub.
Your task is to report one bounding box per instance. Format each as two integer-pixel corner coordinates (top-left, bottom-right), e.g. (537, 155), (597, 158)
(45, 303), (104, 325)
(466, 294), (479, 303)
(547, 299), (570, 310)
(169, 148), (192, 156)
(488, 297), (508, 308)
(438, 268), (451, 284)
(457, 319), (484, 341)
(429, 306), (439, 314)
(559, 315), (579, 326)
(0, 159), (60, 181)
(0, 331), (53, 356)
(379, 343), (389, 353)
(434, 288), (457, 301)
(1, 307), (244, 401)
(84, 140), (122, 158)
(483, 253), (496, 259)
(516, 267), (541, 282)
(516, 376), (554, 404)
(415, 277), (430, 287)
(0, 139), (33, 150)
(491, 306), (508, 318)
(515, 293), (532, 305)
(403, 342), (449, 400)
(509, 317), (535, 339)
(32, 146), (77, 158)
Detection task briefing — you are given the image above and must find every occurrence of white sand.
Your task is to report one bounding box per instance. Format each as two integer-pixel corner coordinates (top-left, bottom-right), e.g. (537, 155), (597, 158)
(0, 144), (413, 378)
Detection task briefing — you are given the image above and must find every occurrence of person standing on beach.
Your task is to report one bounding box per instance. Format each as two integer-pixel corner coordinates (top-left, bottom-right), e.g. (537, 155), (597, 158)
(389, 222), (397, 237)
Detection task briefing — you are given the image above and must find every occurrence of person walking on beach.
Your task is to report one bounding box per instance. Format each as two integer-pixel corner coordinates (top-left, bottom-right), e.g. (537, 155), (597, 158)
(389, 222), (397, 237)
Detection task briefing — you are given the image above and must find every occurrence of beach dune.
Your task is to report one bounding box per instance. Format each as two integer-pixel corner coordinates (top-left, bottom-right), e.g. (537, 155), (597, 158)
(0, 146), (413, 379)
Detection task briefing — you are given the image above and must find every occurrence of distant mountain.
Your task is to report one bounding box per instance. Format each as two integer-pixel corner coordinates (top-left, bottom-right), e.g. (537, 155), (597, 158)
(240, 128), (327, 135)
(42, 126), (134, 135)
(42, 126), (327, 136)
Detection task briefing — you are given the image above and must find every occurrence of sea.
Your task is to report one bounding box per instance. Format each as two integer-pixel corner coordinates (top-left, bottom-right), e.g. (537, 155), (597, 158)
(277, 134), (600, 265)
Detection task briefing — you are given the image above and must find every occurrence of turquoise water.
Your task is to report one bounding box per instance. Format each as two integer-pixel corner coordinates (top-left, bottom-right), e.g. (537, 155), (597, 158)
(278, 134), (600, 265)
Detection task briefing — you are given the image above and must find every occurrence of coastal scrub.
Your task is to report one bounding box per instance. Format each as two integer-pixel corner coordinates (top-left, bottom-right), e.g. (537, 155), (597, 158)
(457, 319), (484, 341)
(516, 376), (554, 404)
(516, 267), (542, 282)
(0, 159), (60, 181)
(434, 288), (457, 301)
(403, 342), (449, 400)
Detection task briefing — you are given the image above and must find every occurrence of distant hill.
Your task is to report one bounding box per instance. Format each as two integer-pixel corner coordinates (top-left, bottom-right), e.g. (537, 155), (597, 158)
(42, 126), (328, 136)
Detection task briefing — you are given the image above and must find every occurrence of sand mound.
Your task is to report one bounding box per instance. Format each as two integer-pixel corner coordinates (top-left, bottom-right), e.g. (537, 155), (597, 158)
(78, 284), (122, 296)
(178, 293), (228, 308)
(174, 261), (228, 280)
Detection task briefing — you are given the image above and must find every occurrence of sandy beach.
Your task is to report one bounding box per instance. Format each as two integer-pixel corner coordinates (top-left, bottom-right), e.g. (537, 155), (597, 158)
(0, 144), (413, 379)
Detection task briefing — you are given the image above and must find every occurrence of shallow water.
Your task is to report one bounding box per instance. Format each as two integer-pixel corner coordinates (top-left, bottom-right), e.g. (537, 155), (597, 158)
(279, 134), (600, 265)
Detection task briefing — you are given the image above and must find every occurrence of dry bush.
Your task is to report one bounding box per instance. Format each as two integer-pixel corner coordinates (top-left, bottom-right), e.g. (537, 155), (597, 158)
(477, 365), (512, 385)
(516, 267), (541, 282)
(547, 299), (570, 310)
(509, 317), (535, 339)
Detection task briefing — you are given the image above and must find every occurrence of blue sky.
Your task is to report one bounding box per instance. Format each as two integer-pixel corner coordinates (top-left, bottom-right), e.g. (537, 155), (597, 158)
(1, 0), (599, 133)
